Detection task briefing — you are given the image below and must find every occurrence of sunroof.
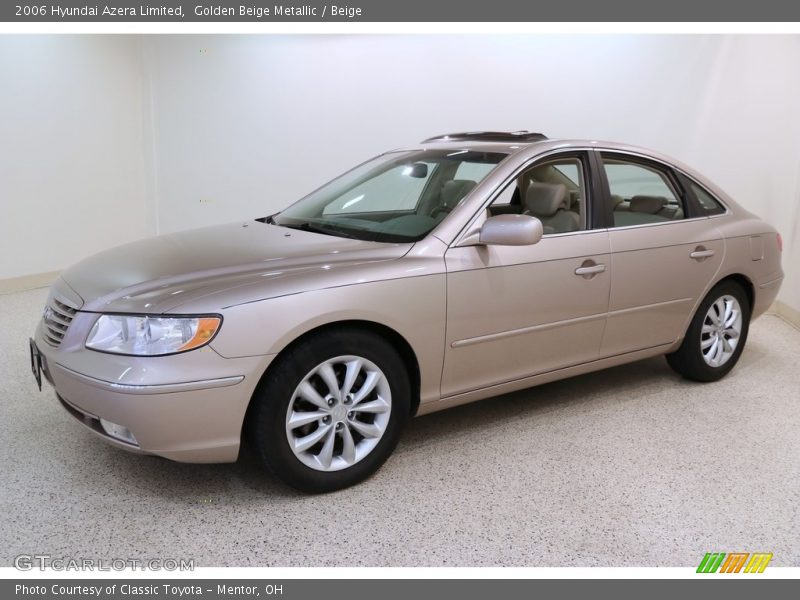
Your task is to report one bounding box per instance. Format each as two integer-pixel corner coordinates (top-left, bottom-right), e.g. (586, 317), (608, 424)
(421, 131), (548, 143)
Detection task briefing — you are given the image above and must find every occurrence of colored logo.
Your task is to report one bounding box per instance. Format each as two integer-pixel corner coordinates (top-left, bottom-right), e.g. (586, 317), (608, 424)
(697, 552), (773, 573)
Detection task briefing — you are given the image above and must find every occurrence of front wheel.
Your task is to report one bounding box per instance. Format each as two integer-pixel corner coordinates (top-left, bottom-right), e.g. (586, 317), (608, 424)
(666, 280), (751, 382)
(247, 328), (410, 493)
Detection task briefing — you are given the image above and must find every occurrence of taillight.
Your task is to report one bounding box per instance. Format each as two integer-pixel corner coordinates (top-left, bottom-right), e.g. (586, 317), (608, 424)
(777, 233), (783, 252)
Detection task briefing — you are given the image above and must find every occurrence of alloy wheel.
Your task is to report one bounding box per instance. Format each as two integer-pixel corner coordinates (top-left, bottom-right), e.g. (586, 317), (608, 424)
(285, 355), (392, 472)
(700, 294), (743, 367)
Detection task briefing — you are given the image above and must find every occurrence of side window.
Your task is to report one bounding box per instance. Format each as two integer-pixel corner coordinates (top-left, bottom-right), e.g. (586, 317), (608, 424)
(489, 156), (587, 234)
(602, 157), (685, 227)
(689, 181), (726, 216)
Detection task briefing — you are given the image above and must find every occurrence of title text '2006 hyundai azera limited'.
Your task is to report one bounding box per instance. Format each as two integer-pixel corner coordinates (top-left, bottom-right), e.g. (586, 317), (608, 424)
(30, 132), (784, 492)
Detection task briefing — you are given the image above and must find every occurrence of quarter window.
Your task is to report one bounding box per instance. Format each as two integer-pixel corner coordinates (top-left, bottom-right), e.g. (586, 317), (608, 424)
(602, 157), (685, 227)
(689, 181), (726, 216)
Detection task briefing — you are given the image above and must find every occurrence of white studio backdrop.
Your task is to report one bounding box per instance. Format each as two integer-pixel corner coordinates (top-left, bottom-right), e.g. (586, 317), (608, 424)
(1, 34), (799, 311)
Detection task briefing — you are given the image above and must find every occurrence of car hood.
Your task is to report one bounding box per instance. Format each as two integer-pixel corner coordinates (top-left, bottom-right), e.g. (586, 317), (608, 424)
(61, 221), (412, 313)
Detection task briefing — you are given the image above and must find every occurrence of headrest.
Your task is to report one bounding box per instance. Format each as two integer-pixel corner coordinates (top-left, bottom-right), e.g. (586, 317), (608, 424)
(524, 182), (568, 217)
(441, 179), (476, 208)
(630, 195), (667, 214)
(610, 194), (625, 208)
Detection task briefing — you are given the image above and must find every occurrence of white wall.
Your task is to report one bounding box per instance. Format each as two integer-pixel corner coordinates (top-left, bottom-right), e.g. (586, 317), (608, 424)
(3, 34), (800, 313)
(145, 34), (800, 311)
(0, 36), (150, 281)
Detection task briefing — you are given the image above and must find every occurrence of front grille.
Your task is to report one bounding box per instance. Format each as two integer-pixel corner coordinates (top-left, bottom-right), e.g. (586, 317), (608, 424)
(42, 297), (78, 347)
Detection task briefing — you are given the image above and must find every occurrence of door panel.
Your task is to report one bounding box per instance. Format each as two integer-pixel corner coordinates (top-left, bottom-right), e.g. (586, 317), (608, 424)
(442, 231), (611, 397)
(601, 220), (724, 356)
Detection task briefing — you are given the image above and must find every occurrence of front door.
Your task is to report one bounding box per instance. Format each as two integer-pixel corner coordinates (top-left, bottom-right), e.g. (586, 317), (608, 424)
(441, 152), (611, 398)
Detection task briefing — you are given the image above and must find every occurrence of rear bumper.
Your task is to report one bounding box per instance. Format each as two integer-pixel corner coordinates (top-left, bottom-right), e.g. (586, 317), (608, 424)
(754, 274), (783, 319)
(35, 327), (273, 463)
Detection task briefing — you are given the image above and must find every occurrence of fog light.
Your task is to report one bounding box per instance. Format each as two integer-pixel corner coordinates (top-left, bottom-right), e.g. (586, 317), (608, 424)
(99, 418), (138, 445)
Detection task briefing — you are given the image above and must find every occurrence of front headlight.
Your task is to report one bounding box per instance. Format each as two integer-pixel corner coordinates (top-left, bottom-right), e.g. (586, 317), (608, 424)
(86, 315), (221, 356)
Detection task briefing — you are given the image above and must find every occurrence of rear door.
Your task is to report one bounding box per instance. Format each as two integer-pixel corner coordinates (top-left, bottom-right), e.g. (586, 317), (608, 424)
(596, 151), (724, 357)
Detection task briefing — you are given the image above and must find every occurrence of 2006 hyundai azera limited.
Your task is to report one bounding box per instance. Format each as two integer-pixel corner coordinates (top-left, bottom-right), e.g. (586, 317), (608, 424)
(30, 132), (784, 492)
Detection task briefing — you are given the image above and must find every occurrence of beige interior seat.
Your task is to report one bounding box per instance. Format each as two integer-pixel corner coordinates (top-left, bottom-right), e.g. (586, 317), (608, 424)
(523, 182), (580, 233)
(630, 195), (667, 214)
(629, 194), (683, 220)
(438, 179), (476, 212)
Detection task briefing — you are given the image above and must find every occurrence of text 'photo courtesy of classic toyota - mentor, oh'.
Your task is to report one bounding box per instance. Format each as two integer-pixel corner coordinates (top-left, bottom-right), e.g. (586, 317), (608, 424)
(29, 132), (784, 493)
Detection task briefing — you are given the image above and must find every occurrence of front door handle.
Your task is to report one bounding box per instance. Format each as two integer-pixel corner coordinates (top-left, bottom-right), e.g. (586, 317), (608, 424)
(690, 248), (715, 260)
(575, 262), (606, 278)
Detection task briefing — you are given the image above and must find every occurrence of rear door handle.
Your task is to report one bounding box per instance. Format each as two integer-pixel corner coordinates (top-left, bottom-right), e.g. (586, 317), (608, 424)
(575, 263), (606, 277)
(690, 248), (715, 260)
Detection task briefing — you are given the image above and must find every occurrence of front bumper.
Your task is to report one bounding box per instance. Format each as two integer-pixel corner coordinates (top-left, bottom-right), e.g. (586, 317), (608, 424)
(34, 324), (274, 463)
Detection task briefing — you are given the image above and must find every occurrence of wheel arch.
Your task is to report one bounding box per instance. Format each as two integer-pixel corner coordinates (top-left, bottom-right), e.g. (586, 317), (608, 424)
(245, 319), (422, 428)
(715, 272), (755, 311)
(671, 272), (756, 353)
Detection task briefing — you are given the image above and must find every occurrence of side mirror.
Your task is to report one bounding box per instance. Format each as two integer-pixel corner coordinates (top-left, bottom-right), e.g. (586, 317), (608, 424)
(478, 214), (543, 246)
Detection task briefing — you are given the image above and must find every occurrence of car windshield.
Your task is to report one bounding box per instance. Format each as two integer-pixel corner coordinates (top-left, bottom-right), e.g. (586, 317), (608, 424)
(270, 149), (508, 243)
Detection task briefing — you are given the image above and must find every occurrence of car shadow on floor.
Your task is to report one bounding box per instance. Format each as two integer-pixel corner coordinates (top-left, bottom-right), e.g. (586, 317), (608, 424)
(73, 343), (768, 501)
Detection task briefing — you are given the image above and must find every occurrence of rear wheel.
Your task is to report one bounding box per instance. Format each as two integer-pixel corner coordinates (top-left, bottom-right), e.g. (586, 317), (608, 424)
(666, 280), (750, 382)
(247, 328), (410, 493)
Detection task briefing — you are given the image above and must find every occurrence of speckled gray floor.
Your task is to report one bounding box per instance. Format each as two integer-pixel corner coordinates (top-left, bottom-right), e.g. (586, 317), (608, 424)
(1, 287), (798, 567)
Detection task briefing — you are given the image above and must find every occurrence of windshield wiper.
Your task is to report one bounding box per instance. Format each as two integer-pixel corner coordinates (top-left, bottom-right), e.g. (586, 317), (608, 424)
(278, 221), (361, 240)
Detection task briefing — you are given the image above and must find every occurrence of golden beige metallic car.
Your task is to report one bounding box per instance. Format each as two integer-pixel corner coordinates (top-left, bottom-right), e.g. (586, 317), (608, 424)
(31, 132), (784, 492)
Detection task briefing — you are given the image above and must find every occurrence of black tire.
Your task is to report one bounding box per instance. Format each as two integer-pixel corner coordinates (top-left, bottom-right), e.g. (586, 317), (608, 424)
(247, 327), (410, 493)
(666, 280), (751, 382)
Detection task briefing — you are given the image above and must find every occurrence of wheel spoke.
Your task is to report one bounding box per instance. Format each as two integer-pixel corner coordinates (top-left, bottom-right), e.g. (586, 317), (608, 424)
(316, 427), (337, 469)
(342, 358), (363, 396)
(713, 338), (725, 363)
(349, 419), (382, 439)
(723, 299), (734, 324)
(706, 337), (719, 359)
(724, 310), (739, 329)
(715, 299), (726, 321)
(340, 425), (356, 465)
(296, 381), (329, 410)
(353, 397), (390, 414)
(288, 410), (328, 429)
(294, 424), (332, 453)
(701, 336), (716, 350)
(721, 336), (734, 353)
(317, 363), (341, 400)
(353, 370), (380, 404)
(726, 328), (740, 339)
(701, 324), (716, 335)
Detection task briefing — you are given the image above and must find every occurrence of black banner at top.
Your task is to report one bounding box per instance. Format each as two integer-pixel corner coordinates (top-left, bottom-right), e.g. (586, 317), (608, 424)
(3, 0), (800, 22)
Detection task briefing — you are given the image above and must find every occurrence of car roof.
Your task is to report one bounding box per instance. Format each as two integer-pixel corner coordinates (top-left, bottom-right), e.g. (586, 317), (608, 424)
(395, 132), (676, 166)
(394, 130), (544, 155)
(392, 132), (740, 213)
(422, 131), (549, 144)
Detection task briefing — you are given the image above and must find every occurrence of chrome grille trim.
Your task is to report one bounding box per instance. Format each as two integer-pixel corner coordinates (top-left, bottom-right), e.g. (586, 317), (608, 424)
(42, 296), (79, 347)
